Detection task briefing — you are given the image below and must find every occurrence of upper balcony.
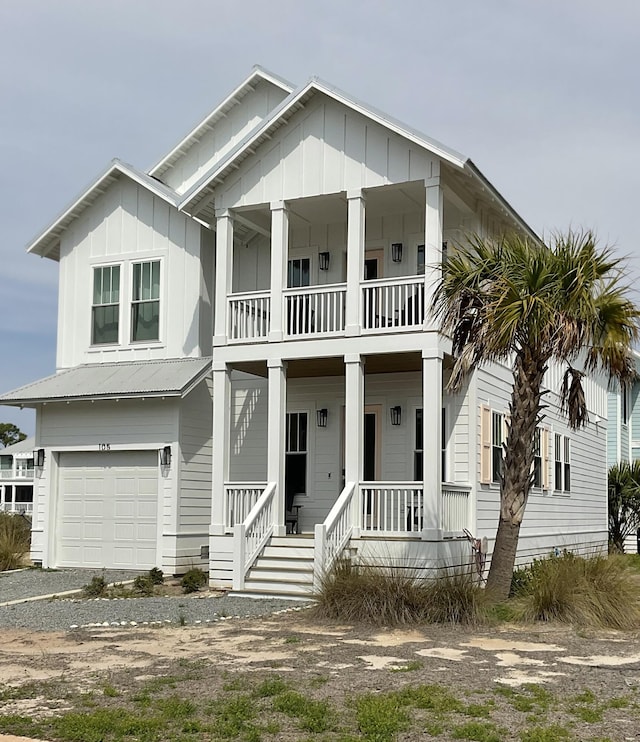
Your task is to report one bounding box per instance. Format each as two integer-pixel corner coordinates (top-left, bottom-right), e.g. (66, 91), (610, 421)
(213, 180), (476, 347)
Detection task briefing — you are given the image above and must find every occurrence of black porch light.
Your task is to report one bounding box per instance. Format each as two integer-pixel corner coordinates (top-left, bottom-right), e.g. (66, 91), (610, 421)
(318, 251), (330, 271)
(160, 445), (172, 467)
(390, 406), (402, 426)
(316, 408), (328, 428)
(391, 242), (403, 263)
(33, 448), (45, 467)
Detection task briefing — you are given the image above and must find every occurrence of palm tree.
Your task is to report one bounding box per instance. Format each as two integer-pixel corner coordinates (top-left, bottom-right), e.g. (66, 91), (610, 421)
(433, 230), (639, 599)
(608, 460), (640, 553)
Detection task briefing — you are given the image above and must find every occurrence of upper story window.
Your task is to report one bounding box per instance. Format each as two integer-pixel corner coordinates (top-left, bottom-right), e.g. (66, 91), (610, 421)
(131, 261), (160, 342)
(492, 411), (504, 483)
(92, 265), (120, 345)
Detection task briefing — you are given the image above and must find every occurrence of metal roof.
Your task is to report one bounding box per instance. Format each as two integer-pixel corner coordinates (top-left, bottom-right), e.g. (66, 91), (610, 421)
(26, 160), (181, 262)
(0, 436), (35, 455)
(0, 358), (212, 406)
(148, 66), (294, 180)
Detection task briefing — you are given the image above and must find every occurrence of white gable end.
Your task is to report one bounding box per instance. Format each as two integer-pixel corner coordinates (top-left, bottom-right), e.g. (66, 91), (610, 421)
(161, 79), (290, 196)
(217, 93), (438, 210)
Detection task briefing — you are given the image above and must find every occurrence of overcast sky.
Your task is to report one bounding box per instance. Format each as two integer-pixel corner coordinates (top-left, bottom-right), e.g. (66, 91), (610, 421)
(1, 0), (639, 436)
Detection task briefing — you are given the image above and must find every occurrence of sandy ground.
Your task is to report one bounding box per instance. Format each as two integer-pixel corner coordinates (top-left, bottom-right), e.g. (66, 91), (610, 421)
(1, 612), (640, 740)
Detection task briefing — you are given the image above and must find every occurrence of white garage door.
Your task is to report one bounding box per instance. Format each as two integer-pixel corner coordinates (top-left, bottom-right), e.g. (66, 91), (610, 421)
(57, 451), (158, 570)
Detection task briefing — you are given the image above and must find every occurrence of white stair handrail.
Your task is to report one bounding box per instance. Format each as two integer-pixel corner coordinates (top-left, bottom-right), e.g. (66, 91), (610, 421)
(313, 481), (356, 590)
(233, 482), (276, 591)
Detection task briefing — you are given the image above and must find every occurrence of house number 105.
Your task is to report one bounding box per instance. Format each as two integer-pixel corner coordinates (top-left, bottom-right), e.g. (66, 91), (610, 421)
(98, 443), (111, 451)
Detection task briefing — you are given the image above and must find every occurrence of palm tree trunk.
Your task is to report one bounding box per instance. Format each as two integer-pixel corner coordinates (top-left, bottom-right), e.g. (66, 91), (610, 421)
(485, 348), (547, 600)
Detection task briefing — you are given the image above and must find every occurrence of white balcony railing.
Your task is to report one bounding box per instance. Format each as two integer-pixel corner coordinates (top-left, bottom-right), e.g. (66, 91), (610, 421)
(362, 276), (425, 332)
(441, 484), (471, 533)
(14, 470), (34, 480)
(0, 502), (33, 515)
(284, 284), (346, 337)
(360, 482), (424, 534)
(228, 291), (270, 342)
(224, 482), (266, 530)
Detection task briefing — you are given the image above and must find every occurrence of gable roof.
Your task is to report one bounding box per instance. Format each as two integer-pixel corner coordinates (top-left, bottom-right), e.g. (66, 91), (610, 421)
(0, 358), (212, 406)
(0, 436), (35, 456)
(148, 66), (294, 180)
(26, 160), (181, 262)
(178, 77), (468, 221)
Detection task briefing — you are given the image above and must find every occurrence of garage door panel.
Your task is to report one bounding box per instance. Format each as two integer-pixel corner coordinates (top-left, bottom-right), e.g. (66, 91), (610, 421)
(57, 451), (158, 570)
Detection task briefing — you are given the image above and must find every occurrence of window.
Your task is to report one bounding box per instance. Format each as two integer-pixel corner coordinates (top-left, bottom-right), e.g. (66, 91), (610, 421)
(532, 428), (542, 488)
(554, 433), (563, 490)
(417, 244), (425, 275)
(492, 411), (503, 483)
(131, 261), (160, 342)
(287, 258), (310, 288)
(564, 437), (571, 492)
(414, 409), (423, 480)
(441, 407), (447, 482)
(285, 413), (308, 510)
(554, 433), (570, 492)
(622, 386), (629, 425)
(92, 265), (120, 344)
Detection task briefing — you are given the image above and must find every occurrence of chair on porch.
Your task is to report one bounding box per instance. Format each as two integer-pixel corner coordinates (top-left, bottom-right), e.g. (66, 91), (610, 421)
(285, 488), (303, 534)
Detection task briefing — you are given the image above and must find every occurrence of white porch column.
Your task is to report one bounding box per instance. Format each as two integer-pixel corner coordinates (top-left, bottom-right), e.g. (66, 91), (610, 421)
(344, 354), (364, 535)
(422, 348), (443, 539)
(345, 190), (366, 337)
(0, 484), (4, 511)
(267, 358), (287, 535)
(213, 210), (234, 347)
(211, 362), (231, 535)
(269, 201), (289, 342)
(424, 175), (443, 330)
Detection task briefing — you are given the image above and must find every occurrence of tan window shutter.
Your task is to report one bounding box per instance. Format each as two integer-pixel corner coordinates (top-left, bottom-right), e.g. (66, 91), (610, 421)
(542, 428), (550, 490)
(480, 405), (491, 484)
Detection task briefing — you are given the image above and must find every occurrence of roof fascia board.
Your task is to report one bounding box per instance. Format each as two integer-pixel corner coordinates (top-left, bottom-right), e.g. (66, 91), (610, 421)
(1, 391), (184, 406)
(180, 361), (213, 398)
(179, 80), (467, 213)
(26, 160), (181, 258)
(148, 67), (295, 177)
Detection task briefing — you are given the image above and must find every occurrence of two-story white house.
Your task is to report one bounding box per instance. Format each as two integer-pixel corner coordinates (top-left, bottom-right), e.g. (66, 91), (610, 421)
(0, 67), (609, 595)
(0, 437), (35, 515)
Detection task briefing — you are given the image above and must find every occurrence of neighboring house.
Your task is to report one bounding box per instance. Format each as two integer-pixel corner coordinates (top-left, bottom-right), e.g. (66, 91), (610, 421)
(607, 349), (640, 553)
(0, 67), (609, 595)
(0, 437), (35, 515)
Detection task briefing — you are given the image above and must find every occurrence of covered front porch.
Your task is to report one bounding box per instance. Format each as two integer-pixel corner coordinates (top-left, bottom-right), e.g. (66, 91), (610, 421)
(209, 346), (474, 593)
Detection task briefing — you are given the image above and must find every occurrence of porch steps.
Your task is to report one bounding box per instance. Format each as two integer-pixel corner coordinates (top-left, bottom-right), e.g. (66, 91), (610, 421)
(241, 535), (316, 598)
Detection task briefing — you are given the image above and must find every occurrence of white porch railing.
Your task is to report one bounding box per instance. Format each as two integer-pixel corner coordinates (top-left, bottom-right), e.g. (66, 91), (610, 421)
(284, 283), (346, 337)
(360, 482), (424, 534)
(228, 291), (270, 341)
(224, 482), (266, 531)
(14, 470), (34, 480)
(314, 481), (356, 589)
(0, 502), (33, 515)
(362, 276), (425, 331)
(233, 482), (276, 591)
(441, 484), (471, 533)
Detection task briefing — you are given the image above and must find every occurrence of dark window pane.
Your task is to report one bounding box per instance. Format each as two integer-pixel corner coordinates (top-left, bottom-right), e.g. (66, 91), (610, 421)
(415, 409), (423, 450)
(92, 305), (119, 344)
(132, 300), (159, 341)
(298, 413), (307, 452)
(414, 451), (423, 481)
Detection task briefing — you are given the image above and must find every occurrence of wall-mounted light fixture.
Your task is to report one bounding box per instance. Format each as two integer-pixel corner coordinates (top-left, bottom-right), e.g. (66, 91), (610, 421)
(391, 242), (403, 263)
(33, 448), (45, 467)
(160, 445), (172, 467)
(318, 251), (330, 271)
(390, 406), (402, 426)
(316, 408), (328, 428)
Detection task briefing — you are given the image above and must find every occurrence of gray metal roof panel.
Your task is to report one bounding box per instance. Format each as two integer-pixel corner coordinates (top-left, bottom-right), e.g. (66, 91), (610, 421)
(0, 436), (35, 455)
(0, 358), (212, 405)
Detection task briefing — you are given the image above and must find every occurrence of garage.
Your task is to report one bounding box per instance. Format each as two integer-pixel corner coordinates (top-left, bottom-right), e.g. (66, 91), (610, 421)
(56, 450), (159, 569)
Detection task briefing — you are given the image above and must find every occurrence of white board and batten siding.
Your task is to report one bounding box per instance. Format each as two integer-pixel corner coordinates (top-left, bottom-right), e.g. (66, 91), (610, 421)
(31, 399), (179, 570)
(57, 177), (209, 369)
(162, 79), (290, 196)
(475, 359), (609, 564)
(218, 94), (439, 211)
(174, 377), (213, 572)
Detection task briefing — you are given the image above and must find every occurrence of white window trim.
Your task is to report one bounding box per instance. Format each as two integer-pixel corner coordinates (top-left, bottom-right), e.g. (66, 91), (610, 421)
(90, 262), (122, 347)
(130, 258), (163, 346)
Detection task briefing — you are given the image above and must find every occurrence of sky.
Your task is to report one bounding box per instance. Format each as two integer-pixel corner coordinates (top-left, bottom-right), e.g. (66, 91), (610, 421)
(1, 0), (639, 437)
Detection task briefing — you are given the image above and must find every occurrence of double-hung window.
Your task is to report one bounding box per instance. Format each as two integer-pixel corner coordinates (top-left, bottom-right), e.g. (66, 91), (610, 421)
(563, 438), (571, 492)
(532, 428), (542, 488)
(492, 411), (504, 483)
(131, 260), (160, 342)
(92, 265), (120, 345)
(554, 433), (571, 492)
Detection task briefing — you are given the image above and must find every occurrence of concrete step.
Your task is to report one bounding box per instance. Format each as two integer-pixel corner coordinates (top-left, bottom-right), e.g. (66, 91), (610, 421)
(228, 590), (314, 601)
(270, 536), (314, 548)
(248, 568), (314, 583)
(243, 578), (315, 596)
(262, 545), (314, 559)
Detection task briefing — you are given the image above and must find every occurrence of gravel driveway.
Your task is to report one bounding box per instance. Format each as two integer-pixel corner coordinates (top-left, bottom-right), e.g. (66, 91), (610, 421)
(0, 568), (303, 632)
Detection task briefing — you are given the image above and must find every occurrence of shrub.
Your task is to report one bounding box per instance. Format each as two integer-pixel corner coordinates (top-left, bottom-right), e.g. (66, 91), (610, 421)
(314, 559), (488, 626)
(148, 567), (164, 585)
(82, 575), (108, 598)
(132, 575), (154, 596)
(0, 513), (31, 571)
(180, 567), (207, 594)
(511, 552), (640, 629)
